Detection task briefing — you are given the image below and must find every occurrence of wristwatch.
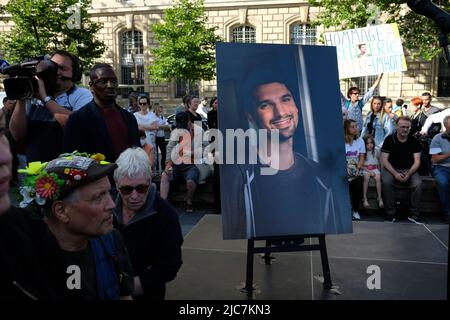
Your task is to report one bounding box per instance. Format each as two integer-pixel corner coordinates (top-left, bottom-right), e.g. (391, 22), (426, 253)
(43, 96), (53, 105)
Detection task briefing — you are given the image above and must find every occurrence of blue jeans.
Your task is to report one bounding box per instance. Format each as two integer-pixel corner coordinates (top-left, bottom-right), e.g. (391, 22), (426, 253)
(432, 165), (450, 215)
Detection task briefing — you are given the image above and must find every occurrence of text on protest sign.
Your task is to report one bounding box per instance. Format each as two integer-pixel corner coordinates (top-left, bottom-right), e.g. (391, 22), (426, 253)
(323, 23), (407, 79)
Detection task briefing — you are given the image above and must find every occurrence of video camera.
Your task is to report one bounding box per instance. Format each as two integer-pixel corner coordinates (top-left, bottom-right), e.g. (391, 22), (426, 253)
(0, 56), (59, 100)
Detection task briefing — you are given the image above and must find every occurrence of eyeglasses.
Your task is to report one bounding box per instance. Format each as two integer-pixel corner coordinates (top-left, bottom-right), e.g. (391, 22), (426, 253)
(350, 92), (360, 95)
(119, 184), (149, 195)
(139, 102), (148, 105)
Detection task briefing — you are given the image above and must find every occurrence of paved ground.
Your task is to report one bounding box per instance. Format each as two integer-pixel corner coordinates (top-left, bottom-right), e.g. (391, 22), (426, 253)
(169, 211), (448, 300)
(8, 186), (448, 300)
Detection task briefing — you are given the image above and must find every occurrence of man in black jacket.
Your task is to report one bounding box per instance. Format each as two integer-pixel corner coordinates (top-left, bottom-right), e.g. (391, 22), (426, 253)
(0, 141), (134, 299)
(63, 63), (140, 162)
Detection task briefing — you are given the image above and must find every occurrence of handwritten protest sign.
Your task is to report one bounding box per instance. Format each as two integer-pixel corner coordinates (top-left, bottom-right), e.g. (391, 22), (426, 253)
(323, 23), (407, 79)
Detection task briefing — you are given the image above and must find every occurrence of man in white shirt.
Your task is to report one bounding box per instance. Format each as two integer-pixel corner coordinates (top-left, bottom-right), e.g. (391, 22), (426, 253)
(429, 115), (450, 224)
(9, 50), (92, 162)
(420, 108), (450, 135)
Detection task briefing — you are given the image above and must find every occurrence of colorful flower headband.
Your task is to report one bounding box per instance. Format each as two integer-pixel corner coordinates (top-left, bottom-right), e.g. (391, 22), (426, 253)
(18, 152), (108, 210)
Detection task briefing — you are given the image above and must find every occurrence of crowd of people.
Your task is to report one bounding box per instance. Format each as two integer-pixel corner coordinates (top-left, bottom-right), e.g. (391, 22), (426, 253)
(0, 49), (449, 300)
(343, 85), (450, 224)
(0, 50), (223, 300)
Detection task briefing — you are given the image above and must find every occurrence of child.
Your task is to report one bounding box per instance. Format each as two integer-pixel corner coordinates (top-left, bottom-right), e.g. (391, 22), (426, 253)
(362, 134), (384, 209)
(393, 98), (404, 118)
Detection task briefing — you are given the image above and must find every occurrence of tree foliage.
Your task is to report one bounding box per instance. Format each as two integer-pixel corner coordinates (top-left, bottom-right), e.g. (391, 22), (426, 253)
(0, 0), (105, 68)
(308, 0), (450, 61)
(149, 0), (222, 89)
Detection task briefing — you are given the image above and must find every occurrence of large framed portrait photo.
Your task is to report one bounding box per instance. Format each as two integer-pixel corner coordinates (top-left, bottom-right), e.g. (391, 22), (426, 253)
(216, 43), (353, 240)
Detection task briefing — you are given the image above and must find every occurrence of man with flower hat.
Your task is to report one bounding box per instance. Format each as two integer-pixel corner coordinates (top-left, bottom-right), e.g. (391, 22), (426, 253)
(0, 150), (134, 300)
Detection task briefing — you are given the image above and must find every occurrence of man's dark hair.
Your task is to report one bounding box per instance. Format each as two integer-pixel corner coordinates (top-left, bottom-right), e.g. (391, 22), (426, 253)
(89, 63), (114, 81)
(51, 50), (82, 82)
(421, 92), (432, 100)
(242, 65), (297, 120)
(395, 98), (404, 107)
(396, 116), (412, 124)
(2, 97), (9, 104)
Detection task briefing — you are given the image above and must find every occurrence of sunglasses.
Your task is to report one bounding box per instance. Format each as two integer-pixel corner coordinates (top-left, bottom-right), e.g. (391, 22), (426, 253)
(350, 92), (360, 95)
(119, 184), (149, 195)
(139, 102), (148, 105)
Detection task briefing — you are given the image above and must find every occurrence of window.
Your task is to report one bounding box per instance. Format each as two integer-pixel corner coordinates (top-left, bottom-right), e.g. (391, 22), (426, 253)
(175, 78), (199, 98)
(231, 25), (256, 43)
(290, 24), (317, 45)
(437, 54), (450, 97)
(351, 75), (379, 96)
(120, 30), (145, 97)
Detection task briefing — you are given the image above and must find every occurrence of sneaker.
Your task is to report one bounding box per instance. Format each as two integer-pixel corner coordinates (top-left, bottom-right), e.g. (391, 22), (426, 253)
(352, 211), (361, 220)
(386, 217), (396, 223)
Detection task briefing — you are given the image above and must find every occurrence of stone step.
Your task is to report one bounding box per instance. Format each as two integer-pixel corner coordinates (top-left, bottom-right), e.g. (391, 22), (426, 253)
(154, 174), (444, 214)
(364, 175), (442, 213)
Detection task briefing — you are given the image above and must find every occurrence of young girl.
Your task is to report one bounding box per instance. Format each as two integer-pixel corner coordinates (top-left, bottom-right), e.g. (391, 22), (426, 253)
(362, 134), (384, 209)
(344, 119), (366, 220)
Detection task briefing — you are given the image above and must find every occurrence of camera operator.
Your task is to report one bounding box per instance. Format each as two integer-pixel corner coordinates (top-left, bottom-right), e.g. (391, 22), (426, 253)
(9, 50), (92, 162)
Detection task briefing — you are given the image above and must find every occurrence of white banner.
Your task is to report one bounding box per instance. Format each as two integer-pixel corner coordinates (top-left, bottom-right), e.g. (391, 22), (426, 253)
(323, 23), (407, 79)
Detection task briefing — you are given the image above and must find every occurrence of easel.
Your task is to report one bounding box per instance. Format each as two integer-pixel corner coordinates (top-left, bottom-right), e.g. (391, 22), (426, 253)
(243, 234), (332, 296)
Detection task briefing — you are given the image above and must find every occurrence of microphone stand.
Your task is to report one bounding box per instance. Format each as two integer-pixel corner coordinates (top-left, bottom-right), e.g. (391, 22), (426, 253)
(439, 30), (450, 301)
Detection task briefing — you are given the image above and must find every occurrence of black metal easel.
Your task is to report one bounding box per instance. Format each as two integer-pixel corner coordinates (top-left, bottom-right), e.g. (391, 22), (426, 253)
(243, 234), (332, 297)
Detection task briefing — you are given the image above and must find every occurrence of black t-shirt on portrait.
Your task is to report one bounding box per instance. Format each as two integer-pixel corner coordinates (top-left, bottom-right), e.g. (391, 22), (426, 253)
(251, 153), (326, 237)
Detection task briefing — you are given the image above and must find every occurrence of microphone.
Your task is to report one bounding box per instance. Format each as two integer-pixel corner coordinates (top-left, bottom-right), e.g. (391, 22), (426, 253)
(407, 0), (450, 33)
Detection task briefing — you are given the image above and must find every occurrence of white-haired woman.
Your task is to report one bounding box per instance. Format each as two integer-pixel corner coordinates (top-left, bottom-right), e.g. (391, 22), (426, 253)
(114, 147), (183, 300)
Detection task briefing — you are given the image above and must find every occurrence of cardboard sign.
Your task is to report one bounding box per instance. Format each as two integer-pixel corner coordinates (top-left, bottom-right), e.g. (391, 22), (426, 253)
(323, 23), (407, 79)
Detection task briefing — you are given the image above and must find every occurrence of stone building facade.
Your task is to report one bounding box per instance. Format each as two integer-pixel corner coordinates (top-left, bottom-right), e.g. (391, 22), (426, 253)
(1, 0), (449, 109)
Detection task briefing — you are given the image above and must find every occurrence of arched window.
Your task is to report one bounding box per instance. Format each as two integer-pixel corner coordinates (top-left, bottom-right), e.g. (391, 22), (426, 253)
(231, 25), (256, 43)
(120, 30), (144, 95)
(290, 23), (317, 45)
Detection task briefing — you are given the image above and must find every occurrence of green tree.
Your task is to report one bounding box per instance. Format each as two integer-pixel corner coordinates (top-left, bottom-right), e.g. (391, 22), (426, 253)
(308, 0), (450, 61)
(0, 0), (105, 69)
(149, 0), (222, 93)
